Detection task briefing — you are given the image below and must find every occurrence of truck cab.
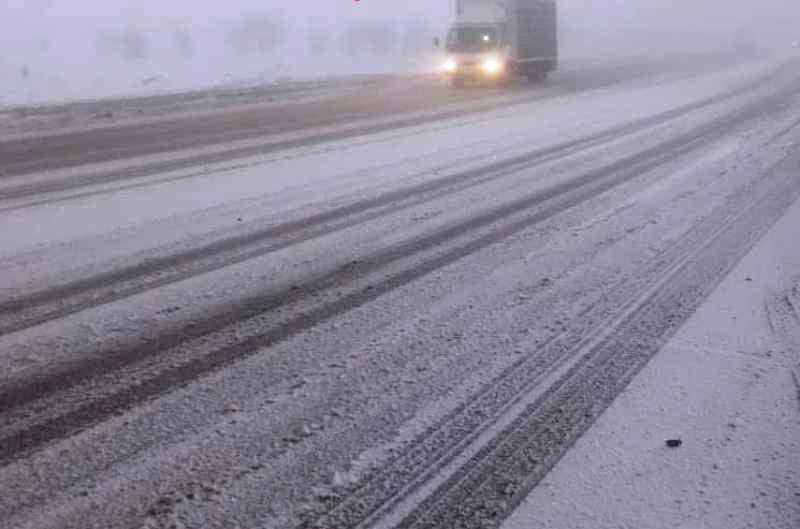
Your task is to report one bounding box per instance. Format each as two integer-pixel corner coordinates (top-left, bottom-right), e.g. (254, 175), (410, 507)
(441, 0), (558, 87)
(444, 23), (510, 84)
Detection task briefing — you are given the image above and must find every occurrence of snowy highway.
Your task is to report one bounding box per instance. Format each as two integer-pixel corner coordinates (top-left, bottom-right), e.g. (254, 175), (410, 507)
(1, 56), (800, 529)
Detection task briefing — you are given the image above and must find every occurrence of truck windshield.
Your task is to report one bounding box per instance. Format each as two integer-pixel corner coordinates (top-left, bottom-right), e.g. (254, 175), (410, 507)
(446, 27), (500, 52)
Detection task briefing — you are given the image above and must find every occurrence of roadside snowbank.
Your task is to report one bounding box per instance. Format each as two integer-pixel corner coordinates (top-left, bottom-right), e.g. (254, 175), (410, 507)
(502, 159), (800, 528)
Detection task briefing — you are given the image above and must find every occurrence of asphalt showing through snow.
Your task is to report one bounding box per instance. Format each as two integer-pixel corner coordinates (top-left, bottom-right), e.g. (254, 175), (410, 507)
(1, 56), (799, 529)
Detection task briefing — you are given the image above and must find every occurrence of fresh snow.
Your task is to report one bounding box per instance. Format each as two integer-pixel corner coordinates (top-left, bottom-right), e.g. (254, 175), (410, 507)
(502, 179), (800, 529)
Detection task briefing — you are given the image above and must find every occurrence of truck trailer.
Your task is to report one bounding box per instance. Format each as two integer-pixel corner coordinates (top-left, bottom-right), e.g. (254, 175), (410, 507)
(441, 0), (558, 86)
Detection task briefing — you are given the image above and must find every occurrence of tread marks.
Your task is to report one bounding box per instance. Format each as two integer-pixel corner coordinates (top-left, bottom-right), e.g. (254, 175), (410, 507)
(310, 149), (800, 529)
(0, 84), (775, 418)
(0, 95), (761, 466)
(0, 66), (784, 341)
(1, 67), (798, 483)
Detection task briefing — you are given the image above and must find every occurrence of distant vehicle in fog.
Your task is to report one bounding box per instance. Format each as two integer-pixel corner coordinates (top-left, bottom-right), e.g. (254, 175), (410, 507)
(437, 0), (558, 87)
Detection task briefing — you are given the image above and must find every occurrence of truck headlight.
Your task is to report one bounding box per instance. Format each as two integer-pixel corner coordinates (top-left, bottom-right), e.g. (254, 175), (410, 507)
(482, 57), (503, 75)
(443, 58), (458, 73)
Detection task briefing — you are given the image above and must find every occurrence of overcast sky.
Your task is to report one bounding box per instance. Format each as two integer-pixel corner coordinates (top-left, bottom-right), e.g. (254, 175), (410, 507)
(2, 0), (447, 28)
(1, 0), (796, 29)
(3, 0), (798, 47)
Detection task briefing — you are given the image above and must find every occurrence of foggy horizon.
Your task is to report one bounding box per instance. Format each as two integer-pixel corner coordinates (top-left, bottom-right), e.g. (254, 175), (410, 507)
(2, 0), (799, 105)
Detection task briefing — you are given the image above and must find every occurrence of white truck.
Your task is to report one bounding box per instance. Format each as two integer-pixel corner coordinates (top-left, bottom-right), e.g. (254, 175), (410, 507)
(440, 0), (558, 87)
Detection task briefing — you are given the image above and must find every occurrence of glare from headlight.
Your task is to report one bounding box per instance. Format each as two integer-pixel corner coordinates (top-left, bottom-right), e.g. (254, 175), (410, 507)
(482, 57), (503, 75)
(443, 59), (458, 73)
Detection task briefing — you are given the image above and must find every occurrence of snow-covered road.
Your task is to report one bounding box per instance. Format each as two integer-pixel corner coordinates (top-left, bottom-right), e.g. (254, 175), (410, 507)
(1, 56), (799, 529)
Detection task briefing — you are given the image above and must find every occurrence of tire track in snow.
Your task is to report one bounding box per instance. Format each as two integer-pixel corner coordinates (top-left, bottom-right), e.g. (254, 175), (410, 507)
(0, 58), (764, 206)
(1, 77), (796, 467)
(0, 71), (780, 340)
(0, 58), (715, 180)
(0, 62), (656, 181)
(765, 278), (800, 410)
(304, 137), (800, 529)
